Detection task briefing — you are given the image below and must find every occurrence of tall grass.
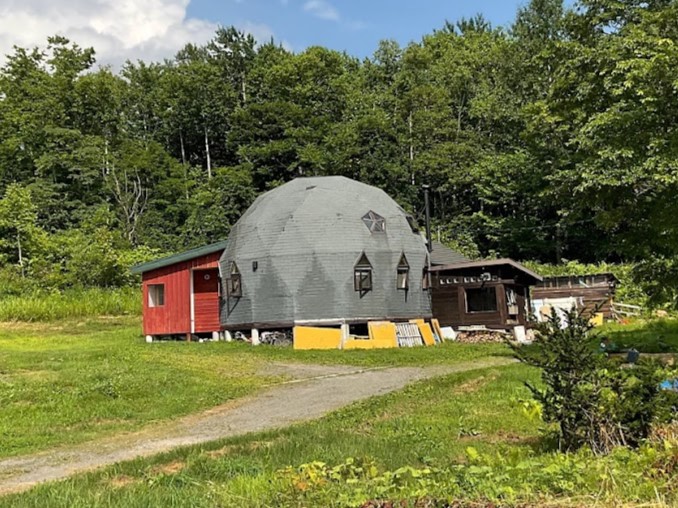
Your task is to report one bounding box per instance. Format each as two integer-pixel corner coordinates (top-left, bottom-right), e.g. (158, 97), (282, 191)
(0, 287), (141, 321)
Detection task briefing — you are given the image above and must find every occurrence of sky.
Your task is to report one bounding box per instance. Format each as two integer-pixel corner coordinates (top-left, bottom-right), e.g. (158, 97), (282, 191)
(0, 0), (533, 69)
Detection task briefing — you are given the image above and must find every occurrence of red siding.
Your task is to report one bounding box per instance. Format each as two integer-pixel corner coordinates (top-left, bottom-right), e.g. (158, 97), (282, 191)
(142, 251), (223, 336)
(193, 268), (221, 332)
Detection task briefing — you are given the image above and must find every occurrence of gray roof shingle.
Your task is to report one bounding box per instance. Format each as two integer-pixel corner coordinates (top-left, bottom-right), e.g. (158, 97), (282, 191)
(430, 240), (469, 266)
(220, 176), (432, 328)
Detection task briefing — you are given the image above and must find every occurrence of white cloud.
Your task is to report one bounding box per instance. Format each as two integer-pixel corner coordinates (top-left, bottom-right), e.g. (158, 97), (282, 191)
(303, 0), (340, 22)
(0, 0), (278, 69)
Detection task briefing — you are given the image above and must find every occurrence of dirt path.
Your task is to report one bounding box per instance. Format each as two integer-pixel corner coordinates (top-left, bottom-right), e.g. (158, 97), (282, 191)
(0, 357), (514, 495)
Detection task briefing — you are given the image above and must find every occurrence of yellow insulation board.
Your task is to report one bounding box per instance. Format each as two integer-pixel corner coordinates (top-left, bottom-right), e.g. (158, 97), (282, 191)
(410, 319), (436, 346)
(589, 313), (604, 327)
(431, 318), (444, 341)
(344, 339), (374, 350)
(293, 326), (341, 350)
(367, 321), (398, 348)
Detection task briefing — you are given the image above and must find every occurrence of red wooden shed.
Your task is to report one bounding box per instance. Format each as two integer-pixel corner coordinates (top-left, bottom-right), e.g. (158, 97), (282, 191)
(131, 241), (228, 340)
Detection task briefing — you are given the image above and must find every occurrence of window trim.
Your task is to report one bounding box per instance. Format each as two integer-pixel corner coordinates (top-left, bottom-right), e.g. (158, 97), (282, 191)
(465, 286), (498, 314)
(361, 210), (386, 233)
(148, 284), (165, 308)
(354, 253), (373, 293)
(396, 253), (409, 290)
(422, 255), (431, 290)
(228, 262), (242, 298)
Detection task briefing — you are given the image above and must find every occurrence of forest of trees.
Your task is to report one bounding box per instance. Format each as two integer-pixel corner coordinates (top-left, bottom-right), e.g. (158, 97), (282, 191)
(1, 0), (677, 304)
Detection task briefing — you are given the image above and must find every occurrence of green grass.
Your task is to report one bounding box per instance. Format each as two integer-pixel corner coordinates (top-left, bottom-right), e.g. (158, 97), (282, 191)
(0, 318), (506, 459)
(5, 363), (675, 507)
(0, 287), (140, 322)
(2, 318), (676, 506)
(0, 318), (278, 457)
(601, 318), (678, 353)
(0, 365), (678, 507)
(0, 364), (539, 507)
(244, 339), (510, 367)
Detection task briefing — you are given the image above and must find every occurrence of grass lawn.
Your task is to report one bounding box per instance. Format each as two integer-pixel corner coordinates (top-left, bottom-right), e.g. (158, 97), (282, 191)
(0, 317), (507, 459)
(4, 362), (675, 507)
(601, 318), (678, 353)
(2, 317), (676, 506)
(0, 363), (538, 507)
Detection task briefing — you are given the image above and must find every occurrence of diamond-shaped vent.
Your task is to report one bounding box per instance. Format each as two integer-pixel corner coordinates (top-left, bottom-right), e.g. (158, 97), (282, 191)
(362, 210), (385, 233)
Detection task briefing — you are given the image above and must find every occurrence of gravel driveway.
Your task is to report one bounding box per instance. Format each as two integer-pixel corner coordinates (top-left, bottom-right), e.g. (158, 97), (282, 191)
(0, 357), (513, 495)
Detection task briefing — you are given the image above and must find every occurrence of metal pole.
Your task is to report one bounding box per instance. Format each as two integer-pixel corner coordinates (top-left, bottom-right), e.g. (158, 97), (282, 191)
(423, 184), (432, 252)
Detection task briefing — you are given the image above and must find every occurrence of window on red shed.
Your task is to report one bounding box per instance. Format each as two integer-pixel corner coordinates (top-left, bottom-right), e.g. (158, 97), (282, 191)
(148, 284), (165, 307)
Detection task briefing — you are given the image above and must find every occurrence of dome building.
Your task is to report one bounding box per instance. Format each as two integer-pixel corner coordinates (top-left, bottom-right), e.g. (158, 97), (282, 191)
(219, 176), (432, 331)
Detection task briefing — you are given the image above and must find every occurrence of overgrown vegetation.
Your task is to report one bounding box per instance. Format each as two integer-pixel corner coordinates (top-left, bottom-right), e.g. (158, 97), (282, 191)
(0, 287), (140, 321)
(2, 0), (678, 308)
(514, 309), (678, 454)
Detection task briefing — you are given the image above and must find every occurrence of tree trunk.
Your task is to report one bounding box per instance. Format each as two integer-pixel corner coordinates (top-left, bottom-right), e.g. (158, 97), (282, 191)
(204, 125), (212, 179)
(408, 111), (414, 185)
(179, 129), (187, 166)
(104, 140), (110, 175)
(17, 233), (24, 278)
(555, 223), (562, 264)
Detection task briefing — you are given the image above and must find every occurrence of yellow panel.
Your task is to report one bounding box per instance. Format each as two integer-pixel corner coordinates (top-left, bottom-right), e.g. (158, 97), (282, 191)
(368, 321), (398, 349)
(344, 339), (374, 350)
(589, 313), (604, 327)
(431, 318), (444, 341)
(293, 326), (341, 350)
(410, 319), (436, 346)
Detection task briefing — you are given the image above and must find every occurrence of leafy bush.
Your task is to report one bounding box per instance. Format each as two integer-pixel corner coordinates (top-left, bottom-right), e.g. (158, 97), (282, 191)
(633, 256), (678, 310)
(513, 308), (678, 453)
(275, 442), (678, 507)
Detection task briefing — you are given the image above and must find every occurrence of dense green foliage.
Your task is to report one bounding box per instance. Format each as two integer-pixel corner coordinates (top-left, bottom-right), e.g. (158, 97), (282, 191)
(514, 309), (678, 453)
(1, 0), (678, 303)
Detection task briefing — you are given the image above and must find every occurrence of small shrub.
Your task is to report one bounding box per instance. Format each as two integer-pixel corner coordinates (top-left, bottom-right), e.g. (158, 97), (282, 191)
(512, 308), (678, 453)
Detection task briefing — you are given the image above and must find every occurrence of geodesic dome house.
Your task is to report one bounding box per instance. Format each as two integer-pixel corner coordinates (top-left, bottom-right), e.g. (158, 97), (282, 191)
(219, 176), (432, 330)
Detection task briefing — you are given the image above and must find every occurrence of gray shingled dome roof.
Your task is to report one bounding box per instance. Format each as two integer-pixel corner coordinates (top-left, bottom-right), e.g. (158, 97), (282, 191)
(220, 176), (432, 329)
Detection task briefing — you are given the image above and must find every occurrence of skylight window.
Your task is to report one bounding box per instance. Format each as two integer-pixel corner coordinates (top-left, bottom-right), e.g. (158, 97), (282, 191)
(362, 211), (385, 233)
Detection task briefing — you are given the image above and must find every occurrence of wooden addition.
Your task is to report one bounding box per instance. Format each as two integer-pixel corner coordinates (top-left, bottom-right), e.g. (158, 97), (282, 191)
(132, 242), (228, 339)
(531, 273), (618, 319)
(429, 259), (542, 330)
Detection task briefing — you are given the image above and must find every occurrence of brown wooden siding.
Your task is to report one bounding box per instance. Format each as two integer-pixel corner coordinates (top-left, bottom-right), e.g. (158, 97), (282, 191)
(531, 286), (613, 318)
(432, 282), (520, 328)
